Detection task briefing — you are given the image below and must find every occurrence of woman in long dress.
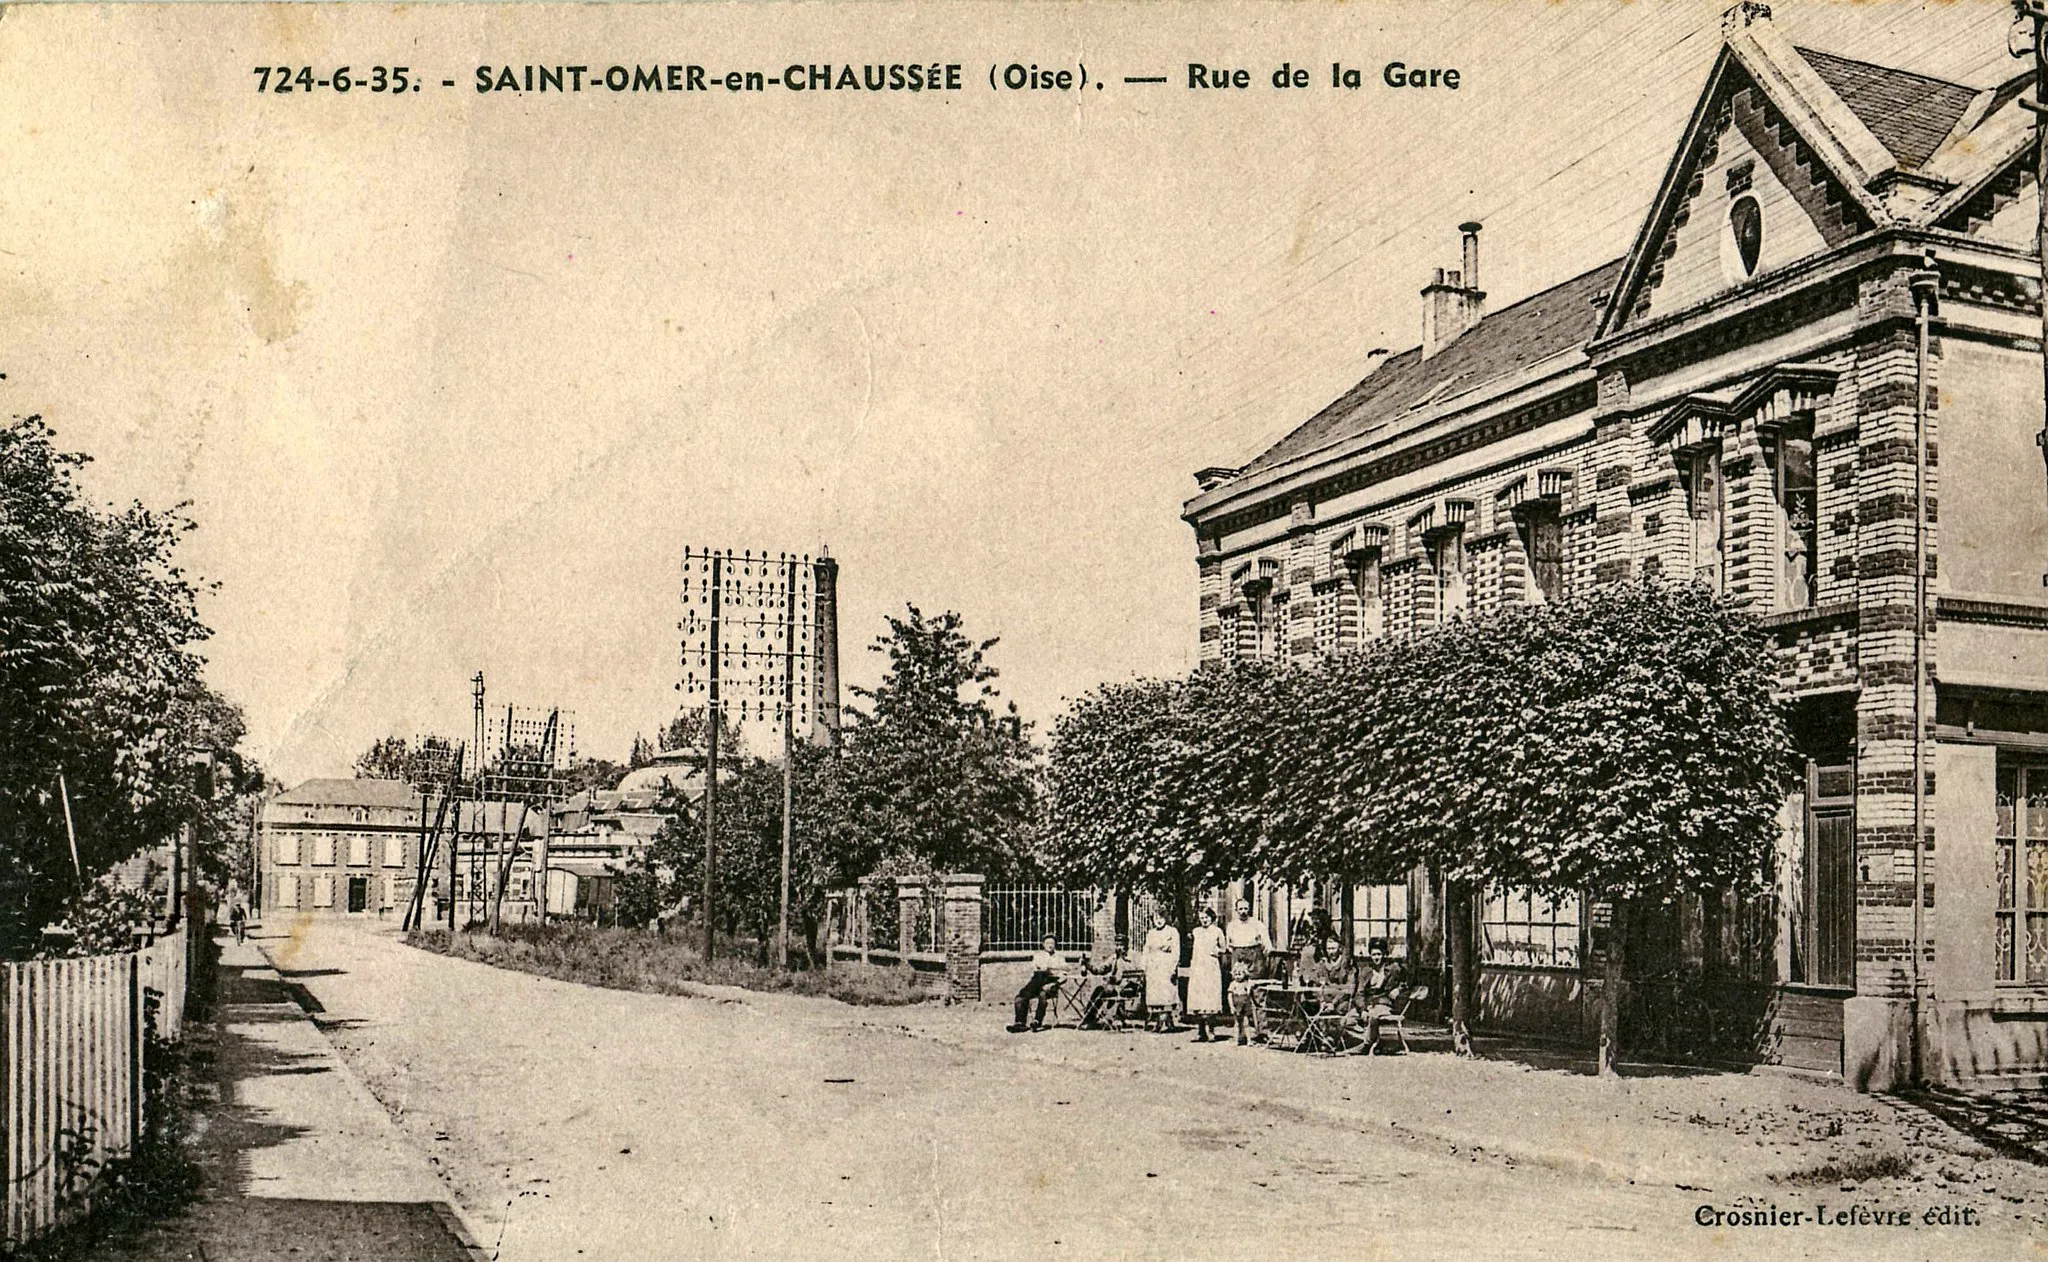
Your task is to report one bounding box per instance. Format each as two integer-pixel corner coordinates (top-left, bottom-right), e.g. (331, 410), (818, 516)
(1184, 906), (1228, 1042)
(1141, 909), (1181, 1033)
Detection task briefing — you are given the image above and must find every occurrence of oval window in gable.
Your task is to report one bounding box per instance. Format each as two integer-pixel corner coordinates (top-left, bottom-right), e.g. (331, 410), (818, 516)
(1729, 195), (1763, 278)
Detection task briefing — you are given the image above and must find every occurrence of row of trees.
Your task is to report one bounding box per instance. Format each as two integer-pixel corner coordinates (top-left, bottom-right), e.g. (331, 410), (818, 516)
(1045, 582), (1795, 1072)
(2, 417), (260, 958)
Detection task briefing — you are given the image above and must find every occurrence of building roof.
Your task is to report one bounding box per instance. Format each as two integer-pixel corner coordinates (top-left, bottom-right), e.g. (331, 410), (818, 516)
(271, 778), (422, 810)
(1795, 47), (1979, 172)
(1241, 258), (1622, 476)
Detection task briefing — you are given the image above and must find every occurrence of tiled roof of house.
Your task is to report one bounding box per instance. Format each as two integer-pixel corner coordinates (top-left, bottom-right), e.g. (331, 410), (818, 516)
(1795, 47), (1979, 171)
(272, 777), (421, 809)
(1241, 258), (1623, 477)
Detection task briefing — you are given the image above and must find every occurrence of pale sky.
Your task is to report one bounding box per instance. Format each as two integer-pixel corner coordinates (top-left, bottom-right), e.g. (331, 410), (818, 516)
(0, 1), (2016, 784)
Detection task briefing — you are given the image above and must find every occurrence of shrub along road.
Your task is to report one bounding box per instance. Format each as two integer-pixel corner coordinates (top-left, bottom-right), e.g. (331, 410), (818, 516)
(257, 918), (2045, 1262)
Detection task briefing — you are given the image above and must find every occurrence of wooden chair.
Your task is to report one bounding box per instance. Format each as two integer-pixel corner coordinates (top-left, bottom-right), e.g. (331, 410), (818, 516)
(1366, 984), (1430, 1055)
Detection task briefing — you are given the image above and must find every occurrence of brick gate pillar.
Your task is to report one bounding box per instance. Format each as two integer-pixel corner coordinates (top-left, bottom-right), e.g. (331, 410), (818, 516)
(894, 876), (921, 968)
(942, 874), (984, 1003)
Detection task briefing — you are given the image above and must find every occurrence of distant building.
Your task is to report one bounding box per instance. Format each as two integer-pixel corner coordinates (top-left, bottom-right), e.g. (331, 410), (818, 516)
(484, 707), (577, 771)
(260, 778), (425, 916)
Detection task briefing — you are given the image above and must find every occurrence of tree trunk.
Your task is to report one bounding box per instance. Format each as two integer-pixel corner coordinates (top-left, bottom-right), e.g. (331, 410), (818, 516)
(1599, 899), (1629, 1079)
(1446, 878), (1475, 1057)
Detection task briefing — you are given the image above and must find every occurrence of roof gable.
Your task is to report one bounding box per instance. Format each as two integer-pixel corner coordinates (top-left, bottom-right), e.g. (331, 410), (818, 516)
(1599, 31), (1892, 339)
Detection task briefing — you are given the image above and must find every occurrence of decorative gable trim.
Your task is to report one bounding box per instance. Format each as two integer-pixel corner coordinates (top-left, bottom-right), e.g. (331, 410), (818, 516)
(1598, 16), (1895, 342)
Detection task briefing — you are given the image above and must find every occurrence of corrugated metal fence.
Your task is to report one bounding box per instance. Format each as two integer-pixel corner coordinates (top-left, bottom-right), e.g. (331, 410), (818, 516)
(2, 930), (187, 1242)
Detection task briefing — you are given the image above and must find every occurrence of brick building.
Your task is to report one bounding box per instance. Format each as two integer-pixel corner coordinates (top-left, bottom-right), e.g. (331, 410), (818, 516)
(260, 778), (425, 917)
(1183, 6), (2048, 1089)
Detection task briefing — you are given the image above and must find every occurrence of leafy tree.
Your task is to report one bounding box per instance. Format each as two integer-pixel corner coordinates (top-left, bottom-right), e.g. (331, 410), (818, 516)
(835, 605), (1043, 879)
(0, 417), (253, 957)
(352, 734), (459, 785)
(1045, 581), (1792, 1073)
(561, 757), (627, 797)
(656, 706), (747, 760)
(1045, 661), (1283, 931)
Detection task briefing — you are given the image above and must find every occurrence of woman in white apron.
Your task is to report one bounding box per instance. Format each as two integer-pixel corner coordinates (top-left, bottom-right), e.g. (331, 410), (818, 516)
(1184, 906), (1227, 1042)
(1141, 908), (1181, 1033)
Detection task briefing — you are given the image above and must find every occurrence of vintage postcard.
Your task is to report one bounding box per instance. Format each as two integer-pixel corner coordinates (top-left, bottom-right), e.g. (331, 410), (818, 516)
(1, 0), (2045, 1258)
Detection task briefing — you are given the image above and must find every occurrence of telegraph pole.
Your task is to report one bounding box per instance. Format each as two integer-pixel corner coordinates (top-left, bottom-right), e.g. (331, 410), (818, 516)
(703, 552), (722, 963)
(777, 555), (798, 970)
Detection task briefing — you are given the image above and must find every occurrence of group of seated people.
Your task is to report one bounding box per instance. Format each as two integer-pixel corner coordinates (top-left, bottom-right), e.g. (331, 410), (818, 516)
(1006, 902), (1410, 1053)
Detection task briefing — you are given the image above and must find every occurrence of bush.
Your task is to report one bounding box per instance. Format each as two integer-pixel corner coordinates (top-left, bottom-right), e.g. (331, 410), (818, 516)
(408, 923), (933, 1007)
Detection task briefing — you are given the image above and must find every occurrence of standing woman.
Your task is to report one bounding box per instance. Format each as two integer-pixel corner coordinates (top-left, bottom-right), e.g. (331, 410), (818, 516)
(1142, 908), (1181, 1033)
(1184, 906), (1227, 1042)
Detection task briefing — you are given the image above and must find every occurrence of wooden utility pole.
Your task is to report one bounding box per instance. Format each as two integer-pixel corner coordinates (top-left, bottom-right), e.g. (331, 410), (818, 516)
(777, 555), (798, 970)
(703, 551), (722, 963)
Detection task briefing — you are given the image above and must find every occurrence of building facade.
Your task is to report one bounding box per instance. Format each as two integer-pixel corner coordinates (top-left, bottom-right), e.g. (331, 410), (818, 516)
(1184, 6), (2048, 1090)
(260, 778), (425, 917)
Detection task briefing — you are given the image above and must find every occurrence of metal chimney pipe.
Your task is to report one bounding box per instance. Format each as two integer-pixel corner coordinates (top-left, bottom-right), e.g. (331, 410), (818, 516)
(1459, 221), (1482, 292)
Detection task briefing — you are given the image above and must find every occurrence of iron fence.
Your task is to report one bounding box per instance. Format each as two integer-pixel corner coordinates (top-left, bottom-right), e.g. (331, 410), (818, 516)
(982, 887), (1096, 953)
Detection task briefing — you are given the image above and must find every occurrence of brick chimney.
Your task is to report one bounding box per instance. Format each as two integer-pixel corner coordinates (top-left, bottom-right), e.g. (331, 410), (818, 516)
(1421, 223), (1487, 360)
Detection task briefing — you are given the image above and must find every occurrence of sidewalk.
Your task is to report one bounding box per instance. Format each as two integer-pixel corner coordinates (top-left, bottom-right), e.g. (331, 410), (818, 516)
(72, 935), (483, 1262)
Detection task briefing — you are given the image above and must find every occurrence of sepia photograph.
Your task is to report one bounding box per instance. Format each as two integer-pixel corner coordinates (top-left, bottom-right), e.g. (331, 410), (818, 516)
(1, 0), (2046, 1257)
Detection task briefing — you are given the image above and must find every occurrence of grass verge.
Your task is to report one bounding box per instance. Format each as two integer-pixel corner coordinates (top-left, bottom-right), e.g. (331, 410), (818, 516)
(407, 922), (935, 1007)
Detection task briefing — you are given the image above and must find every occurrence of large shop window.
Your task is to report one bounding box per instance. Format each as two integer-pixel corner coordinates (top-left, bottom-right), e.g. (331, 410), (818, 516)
(1350, 883), (1408, 959)
(1481, 886), (1581, 968)
(1789, 762), (1856, 988)
(1997, 762), (2048, 985)
(1771, 415), (1818, 610)
(1683, 445), (1726, 591)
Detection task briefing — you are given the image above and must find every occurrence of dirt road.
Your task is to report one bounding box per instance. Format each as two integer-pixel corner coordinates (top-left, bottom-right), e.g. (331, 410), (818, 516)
(260, 918), (2040, 1262)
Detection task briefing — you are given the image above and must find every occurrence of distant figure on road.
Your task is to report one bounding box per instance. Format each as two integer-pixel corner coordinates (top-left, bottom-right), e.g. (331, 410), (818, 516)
(1141, 909), (1180, 1033)
(1184, 907), (1226, 1043)
(1225, 899), (1274, 1046)
(228, 900), (246, 943)
(1009, 935), (1064, 1033)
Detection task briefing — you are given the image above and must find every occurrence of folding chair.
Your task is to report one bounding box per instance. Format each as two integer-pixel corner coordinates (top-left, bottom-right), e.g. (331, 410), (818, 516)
(1252, 983), (1311, 1051)
(1299, 985), (1359, 1056)
(1047, 969), (1094, 1028)
(1365, 984), (1430, 1055)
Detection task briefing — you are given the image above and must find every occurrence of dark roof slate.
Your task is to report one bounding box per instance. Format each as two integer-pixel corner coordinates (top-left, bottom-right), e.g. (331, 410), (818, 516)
(273, 778), (421, 809)
(1241, 258), (1623, 477)
(1795, 47), (1978, 171)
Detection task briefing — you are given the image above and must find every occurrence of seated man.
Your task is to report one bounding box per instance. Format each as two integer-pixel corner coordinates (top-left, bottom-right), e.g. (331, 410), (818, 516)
(1079, 951), (1142, 1029)
(1009, 935), (1065, 1032)
(1350, 937), (1407, 1054)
